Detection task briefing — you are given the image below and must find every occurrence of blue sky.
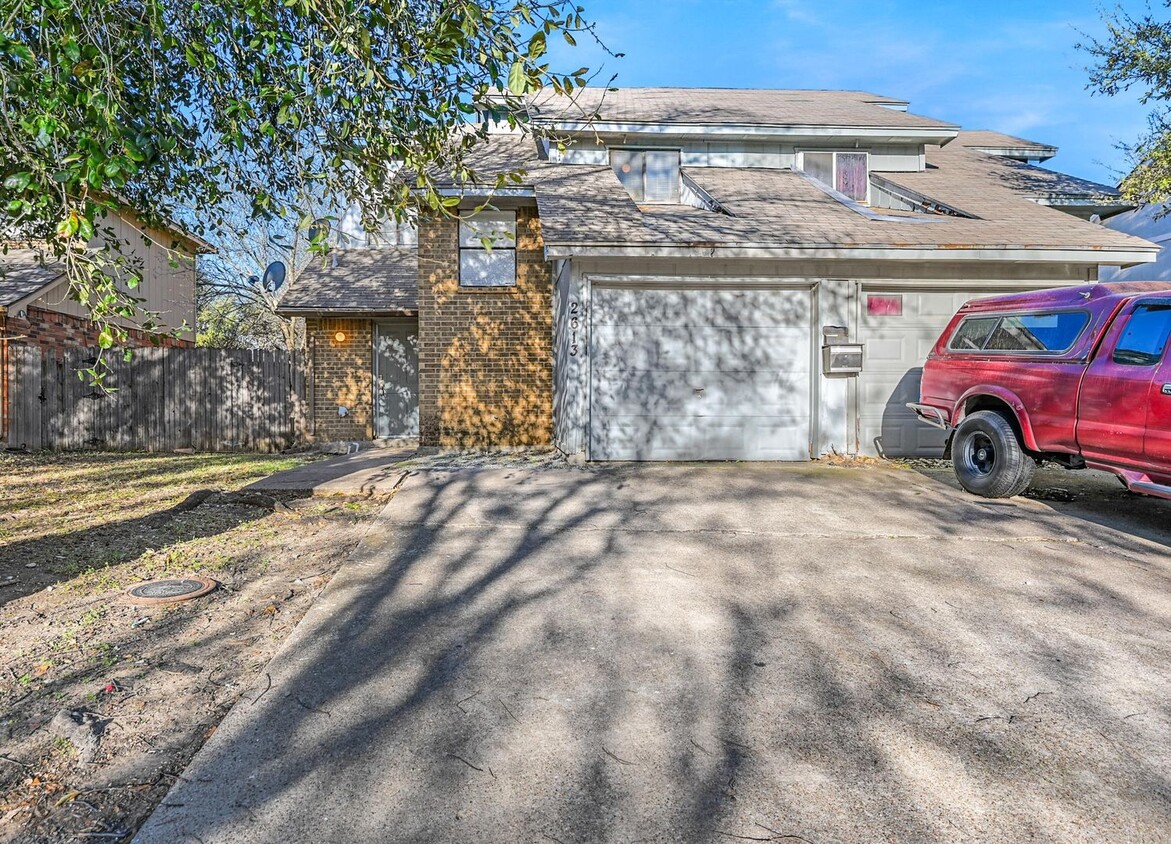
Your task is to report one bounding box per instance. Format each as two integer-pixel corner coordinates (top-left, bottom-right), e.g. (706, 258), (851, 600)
(545, 0), (1155, 185)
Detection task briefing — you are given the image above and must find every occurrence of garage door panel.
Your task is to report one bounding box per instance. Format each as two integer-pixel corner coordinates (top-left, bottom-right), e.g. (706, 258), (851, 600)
(590, 284), (812, 461)
(593, 415), (811, 461)
(593, 368), (811, 417)
(592, 324), (811, 372)
(590, 326), (692, 371)
(593, 287), (809, 328)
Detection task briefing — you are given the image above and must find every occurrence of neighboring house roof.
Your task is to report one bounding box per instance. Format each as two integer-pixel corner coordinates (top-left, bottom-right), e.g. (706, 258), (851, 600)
(959, 130), (1058, 163)
(1101, 203), (1171, 282)
(529, 88), (957, 135)
(276, 248), (417, 315)
(0, 248), (64, 308)
(527, 141), (1155, 263)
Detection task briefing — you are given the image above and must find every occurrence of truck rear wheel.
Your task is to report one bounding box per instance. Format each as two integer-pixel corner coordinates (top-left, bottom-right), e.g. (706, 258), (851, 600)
(951, 410), (1036, 498)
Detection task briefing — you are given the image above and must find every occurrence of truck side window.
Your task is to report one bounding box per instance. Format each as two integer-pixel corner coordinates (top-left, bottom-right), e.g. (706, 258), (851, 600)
(948, 311), (1088, 353)
(1112, 305), (1171, 367)
(949, 317), (999, 350)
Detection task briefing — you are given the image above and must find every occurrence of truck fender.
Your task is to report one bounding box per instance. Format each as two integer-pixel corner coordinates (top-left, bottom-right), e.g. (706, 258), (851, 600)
(952, 386), (1040, 452)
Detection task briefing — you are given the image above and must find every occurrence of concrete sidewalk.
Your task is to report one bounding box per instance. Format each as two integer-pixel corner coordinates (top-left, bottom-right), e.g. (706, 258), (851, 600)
(135, 462), (1171, 843)
(245, 447), (416, 495)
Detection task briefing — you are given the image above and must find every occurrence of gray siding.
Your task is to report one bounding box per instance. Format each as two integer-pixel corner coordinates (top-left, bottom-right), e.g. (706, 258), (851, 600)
(551, 140), (925, 172)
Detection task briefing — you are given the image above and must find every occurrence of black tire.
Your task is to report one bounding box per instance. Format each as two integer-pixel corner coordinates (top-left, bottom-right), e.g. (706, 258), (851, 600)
(951, 410), (1036, 498)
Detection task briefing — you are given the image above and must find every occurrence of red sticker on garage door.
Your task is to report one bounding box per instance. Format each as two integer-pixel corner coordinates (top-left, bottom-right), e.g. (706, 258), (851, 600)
(867, 294), (903, 316)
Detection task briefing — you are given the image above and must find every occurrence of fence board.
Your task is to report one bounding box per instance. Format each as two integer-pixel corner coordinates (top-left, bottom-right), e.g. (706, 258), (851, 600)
(2, 346), (309, 453)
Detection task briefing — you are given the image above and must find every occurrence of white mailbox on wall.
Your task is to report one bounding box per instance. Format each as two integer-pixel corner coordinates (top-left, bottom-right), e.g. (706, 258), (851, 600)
(822, 342), (864, 375)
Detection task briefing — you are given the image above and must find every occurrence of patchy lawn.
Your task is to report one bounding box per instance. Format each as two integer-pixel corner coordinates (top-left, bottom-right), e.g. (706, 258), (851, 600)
(0, 452), (386, 843)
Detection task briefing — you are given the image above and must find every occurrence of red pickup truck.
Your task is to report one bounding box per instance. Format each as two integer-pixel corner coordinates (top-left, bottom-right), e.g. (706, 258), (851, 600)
(910, 282), (1171, 499)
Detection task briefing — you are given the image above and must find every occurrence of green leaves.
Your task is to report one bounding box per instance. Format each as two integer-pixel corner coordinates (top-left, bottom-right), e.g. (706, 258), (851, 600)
(507, 60), (528, 94)
(1084, 7), (1171, 202)
(56, 211), (80, 238)
(2, 0), (600, 378)
(3, 172), (32, 191)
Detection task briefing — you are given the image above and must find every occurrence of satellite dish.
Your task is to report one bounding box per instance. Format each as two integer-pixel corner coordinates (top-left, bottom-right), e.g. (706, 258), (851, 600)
(307, 218), (331, 243)
(1089, 213), (1102, 225)
(261, 261), (286, 292)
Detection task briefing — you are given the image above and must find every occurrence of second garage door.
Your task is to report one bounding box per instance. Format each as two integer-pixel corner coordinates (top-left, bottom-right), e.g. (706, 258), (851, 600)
(858, 287), (1025, 457)
(589, 283), (813, 461)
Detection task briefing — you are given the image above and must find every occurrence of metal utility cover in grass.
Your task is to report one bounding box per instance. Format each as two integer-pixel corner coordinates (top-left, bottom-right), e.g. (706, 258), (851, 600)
(125, 576), (218, 605)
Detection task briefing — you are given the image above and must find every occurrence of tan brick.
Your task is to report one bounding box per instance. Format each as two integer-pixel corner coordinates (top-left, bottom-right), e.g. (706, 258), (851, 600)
(305, 318), (374, 441)
(417, 207), (553, 447)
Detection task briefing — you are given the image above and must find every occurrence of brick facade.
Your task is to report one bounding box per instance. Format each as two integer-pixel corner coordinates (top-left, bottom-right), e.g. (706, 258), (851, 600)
(417, 206), (553, 447)
(305, 317), (374, 441)
(2, 306), (193, 356)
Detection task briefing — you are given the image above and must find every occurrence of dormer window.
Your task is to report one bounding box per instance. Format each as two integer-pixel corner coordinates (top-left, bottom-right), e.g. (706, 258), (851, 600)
(611, 149), (681, 204)
(798, 151), (870, 203)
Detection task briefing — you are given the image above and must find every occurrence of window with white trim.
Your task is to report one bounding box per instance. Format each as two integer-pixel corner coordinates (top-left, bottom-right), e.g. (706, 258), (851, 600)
(798, 151), (870, 203)
(611, 149), (681, 204)
(459, 210), (516, 288)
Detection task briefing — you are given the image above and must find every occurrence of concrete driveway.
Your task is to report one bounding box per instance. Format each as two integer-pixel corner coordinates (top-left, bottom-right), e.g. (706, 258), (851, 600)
(135, 462), (1171, 843)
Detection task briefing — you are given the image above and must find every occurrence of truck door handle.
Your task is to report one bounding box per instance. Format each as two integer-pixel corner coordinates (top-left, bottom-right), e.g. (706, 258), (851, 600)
(1163, 384), (1171, 396)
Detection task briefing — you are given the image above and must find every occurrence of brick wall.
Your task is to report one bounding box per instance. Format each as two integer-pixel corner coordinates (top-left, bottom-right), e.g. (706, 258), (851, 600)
(306, 317), (374, 441)
(417, 206), (553, 447)
(3, 306), (193, 356)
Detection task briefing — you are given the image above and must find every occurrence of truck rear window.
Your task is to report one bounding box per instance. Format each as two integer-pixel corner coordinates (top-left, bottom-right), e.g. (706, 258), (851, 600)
(948, 311), (1089, 354)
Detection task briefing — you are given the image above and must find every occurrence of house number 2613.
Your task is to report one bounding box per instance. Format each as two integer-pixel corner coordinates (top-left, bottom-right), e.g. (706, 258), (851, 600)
(569, 301), (580, 356)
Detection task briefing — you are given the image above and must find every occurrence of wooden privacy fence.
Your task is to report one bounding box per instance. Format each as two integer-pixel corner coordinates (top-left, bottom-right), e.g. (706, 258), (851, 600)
(3, 346), (308, 452)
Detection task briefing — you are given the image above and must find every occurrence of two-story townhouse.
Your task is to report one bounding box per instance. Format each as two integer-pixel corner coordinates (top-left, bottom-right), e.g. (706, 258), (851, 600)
(278, 87), (1158, 460)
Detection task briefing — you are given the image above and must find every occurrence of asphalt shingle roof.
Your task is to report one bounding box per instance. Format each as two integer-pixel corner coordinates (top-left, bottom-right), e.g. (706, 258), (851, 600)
(959, 153), (1123, 201)
(529, 87), (957, 130)
(0, 248), (63, 307)
(277, 248), (417, 314)
(290, 110), (1154, 313)
(529, 141), (1153, 256)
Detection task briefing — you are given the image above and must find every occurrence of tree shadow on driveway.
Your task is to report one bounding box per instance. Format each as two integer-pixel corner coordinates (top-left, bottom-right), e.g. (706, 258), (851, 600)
(134, 462), (1171, 844)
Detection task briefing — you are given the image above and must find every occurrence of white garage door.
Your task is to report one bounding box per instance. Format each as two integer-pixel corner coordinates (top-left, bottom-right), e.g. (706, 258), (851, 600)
(858, 288), (1023, 457)
(590, 283), (813, 461)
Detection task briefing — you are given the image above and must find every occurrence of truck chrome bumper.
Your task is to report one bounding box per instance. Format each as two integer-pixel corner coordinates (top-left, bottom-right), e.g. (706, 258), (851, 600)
(906, 403), (951, 430)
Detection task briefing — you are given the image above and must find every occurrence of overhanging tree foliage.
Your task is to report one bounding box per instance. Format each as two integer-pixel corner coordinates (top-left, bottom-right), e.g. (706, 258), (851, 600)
(1083, 3), (1171, 205)
(0, 0), (596, 374)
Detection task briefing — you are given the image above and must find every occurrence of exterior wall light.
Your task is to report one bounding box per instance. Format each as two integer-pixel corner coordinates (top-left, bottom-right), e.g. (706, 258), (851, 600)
(334, 331), (346, 343)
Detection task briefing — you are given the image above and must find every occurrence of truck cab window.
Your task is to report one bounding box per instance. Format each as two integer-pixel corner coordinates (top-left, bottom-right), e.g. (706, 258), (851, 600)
(1112, 304), (1171, 367)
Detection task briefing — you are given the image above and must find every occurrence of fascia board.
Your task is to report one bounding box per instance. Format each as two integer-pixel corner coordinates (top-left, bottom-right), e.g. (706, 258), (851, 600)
(969, 145), (1058, 162)
(542, 243), (1160, 264)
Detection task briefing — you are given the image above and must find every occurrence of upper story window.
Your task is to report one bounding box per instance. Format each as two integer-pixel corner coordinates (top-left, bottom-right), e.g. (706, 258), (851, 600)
(459, 210), (516, 288)
(1113, 304), (1171, 366)
(798, 151), (869, 203)
(337, 206), (417, 247)
(611, 149), (681, 204)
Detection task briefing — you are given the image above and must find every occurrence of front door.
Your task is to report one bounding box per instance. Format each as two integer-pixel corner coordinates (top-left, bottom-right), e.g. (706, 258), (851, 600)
(374, 319), (419, 438)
